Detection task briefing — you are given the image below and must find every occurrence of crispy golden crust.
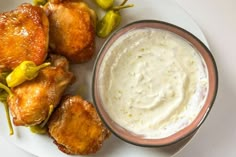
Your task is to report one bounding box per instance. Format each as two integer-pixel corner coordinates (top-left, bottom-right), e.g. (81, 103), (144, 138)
(7, 55), (74, 126)
(0, 3), (49, 70)
(48, 95), (110, 155)
(45, 1), (96, 63)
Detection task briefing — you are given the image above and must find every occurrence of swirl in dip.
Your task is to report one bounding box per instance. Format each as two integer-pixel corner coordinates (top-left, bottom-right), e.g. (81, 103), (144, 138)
(98, 28), (209, 139)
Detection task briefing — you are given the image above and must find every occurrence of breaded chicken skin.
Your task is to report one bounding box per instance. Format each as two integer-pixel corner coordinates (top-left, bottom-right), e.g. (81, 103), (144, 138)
(0, 3), (49, 70)
(45, 0), (96, 63)
(48, 95), (110, 155)
(7, 55), (74, 126)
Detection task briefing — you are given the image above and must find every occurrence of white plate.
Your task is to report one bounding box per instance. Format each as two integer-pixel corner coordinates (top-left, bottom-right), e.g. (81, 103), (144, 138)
(0, 0), (209, 157)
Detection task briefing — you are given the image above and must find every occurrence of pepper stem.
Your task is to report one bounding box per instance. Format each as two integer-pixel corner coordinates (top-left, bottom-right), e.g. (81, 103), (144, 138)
(36, 62), (51, 70)
(3, 101), (14, 135)
(112, 4), (134, 11)
(0, 83), (13, 97)
(119, 0), (128, 6)
(29, 104), (54, 134)
(40, 105), (53, 128)
(0, 83), (14, 135)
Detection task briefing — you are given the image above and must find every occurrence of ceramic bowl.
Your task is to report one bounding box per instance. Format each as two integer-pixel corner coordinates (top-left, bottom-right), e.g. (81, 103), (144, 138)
(92, 20), (218, 146)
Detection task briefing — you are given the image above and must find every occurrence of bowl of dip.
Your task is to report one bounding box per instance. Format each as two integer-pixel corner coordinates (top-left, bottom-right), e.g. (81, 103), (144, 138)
(92, 20), (218, 146)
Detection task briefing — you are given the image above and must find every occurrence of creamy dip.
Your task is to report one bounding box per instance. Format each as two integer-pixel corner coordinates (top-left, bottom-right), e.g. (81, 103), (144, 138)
(98, 28), (208, 139)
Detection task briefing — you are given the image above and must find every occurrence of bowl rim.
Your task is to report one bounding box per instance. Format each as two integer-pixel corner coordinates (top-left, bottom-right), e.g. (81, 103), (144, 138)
(92, 20), (218, 147)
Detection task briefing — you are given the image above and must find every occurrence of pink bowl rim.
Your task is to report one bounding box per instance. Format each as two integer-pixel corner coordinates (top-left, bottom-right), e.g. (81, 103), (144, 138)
(92, 20), (218, 147)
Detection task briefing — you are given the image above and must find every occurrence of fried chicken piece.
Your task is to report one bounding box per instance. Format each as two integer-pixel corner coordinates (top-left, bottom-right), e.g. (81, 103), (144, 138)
(7, 55), (74, 126)
(48, 95), (110, 155)
(44, 0), (96, 63)
(0, 3), (49, 70)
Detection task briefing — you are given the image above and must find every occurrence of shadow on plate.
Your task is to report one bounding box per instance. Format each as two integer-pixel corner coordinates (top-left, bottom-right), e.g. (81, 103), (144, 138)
(95, 132), (195, 157)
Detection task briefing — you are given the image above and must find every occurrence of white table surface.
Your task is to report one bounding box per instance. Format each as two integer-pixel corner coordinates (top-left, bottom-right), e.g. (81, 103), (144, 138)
(0, 0), (235, 156)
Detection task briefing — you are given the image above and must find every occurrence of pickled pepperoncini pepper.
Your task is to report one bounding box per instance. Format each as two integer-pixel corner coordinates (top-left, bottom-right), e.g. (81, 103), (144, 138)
(95, 0), (114, 10)
(6, 61), (51, 88)
(97, 0), (134, 38)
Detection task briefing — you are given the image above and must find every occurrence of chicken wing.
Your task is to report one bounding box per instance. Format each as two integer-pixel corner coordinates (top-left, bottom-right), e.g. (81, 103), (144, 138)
(7, 55), (74, 126)
(48, 95), (110, 155)
(44, 0), (96, 63)
(0, 3), (49, 70)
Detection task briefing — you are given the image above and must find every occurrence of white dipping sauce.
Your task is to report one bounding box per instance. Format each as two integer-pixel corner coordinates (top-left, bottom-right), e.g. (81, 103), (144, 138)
(98, 28), (208, 139)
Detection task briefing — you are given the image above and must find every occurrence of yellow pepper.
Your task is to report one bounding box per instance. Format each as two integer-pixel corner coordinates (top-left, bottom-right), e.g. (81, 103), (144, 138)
(95, 0), (114, 10)
(96, 0), (134, 38)
(6, 61), (50, 88)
